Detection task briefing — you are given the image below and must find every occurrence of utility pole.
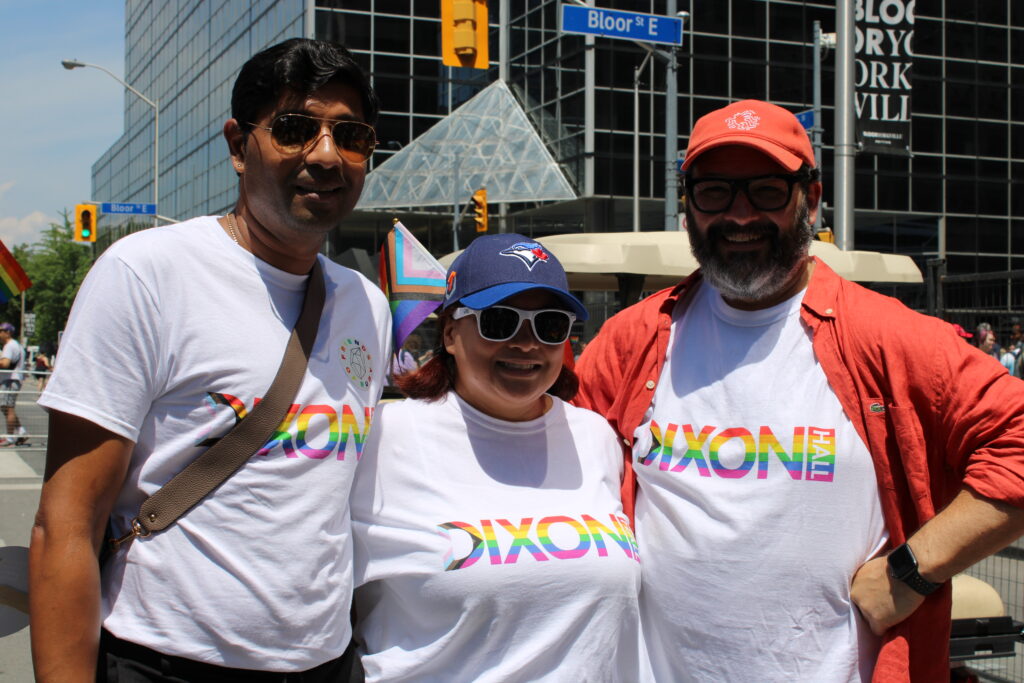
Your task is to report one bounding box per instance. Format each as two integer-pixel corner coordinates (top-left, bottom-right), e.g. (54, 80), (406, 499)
(812, 21), (832, 230)
(834, 0), (856, 250)
(663, 0), (679, 231)
(633, 48), (654, 232)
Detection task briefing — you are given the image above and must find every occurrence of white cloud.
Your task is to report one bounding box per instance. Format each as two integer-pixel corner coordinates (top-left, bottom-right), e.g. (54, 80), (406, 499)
(0, 211), (53, 248)
(0, 2), (124, 239)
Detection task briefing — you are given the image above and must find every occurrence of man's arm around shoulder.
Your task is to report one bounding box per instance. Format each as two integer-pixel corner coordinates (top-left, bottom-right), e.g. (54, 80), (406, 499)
(30, 411), (133, 683)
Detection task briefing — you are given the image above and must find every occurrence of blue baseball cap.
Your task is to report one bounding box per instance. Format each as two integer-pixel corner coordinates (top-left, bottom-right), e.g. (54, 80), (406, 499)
(442, 234), (588, 321)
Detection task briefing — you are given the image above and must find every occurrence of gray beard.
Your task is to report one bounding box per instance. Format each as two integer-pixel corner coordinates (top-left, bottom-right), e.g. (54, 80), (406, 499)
(686, 201), (814, 303)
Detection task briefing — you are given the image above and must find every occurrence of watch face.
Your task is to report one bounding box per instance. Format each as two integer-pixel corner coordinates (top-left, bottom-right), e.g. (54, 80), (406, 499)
(887, 544), (917, 579)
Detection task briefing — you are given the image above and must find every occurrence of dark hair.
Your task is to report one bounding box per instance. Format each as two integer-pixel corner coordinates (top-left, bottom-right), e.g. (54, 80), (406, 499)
(231, 38), (380, 135)
(394, 308), (580, 403)
(799, 163), (821, 190)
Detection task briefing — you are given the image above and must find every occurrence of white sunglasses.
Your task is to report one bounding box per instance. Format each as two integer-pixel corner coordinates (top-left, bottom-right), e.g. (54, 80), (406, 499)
(453, 306), (576, 345)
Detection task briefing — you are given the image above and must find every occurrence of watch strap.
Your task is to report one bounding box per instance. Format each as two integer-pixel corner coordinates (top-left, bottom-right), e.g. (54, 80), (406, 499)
(900, 570), (942, 596)
(888, 543), (942, 596)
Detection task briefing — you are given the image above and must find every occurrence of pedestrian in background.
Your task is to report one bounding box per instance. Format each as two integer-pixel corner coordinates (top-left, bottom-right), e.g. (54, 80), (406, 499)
(979, 329), (1000, 360)
(32, 351), (51, 390)
(0, 321), (28, 446)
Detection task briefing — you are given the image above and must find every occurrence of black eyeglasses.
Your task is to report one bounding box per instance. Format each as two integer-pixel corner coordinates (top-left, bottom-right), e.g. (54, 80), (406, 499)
(453, 306), (576, 345)
(685, 173), (808, 214)
(249, 113), (377, 163)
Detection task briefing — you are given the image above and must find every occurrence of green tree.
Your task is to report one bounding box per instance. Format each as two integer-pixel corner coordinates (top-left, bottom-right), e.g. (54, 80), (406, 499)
(4, 211), (95, 351)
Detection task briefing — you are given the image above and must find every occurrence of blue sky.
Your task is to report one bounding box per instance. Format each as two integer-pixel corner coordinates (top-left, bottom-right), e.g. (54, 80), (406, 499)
(0, 0), (125, 249)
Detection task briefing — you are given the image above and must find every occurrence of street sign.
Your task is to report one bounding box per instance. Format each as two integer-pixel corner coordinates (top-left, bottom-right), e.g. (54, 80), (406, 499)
(100, 202), (157, 215)
(796, 109), (816, 131)
(560, 5), (683, 46)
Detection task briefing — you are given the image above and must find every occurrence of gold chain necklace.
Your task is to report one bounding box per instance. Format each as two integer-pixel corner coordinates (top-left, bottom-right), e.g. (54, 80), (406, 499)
(225, 212), (241, 244)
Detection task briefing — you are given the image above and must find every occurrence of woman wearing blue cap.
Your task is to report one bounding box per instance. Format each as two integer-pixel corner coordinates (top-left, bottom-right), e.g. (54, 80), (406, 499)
(350, 234), (646, 681)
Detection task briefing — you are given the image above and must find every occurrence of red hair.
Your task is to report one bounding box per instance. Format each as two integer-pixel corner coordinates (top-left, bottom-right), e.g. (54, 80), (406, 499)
(394, 308), (579, 402)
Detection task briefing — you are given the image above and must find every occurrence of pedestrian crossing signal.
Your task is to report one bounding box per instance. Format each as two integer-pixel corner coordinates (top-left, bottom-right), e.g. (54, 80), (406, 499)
(74, 204), (97, 242)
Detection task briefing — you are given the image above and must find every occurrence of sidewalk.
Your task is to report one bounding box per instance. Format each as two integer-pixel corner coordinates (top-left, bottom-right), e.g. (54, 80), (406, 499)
(0, 447), (41, 681)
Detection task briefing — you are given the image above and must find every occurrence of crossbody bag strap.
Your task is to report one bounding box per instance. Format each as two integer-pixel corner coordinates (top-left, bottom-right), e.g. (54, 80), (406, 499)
(112, 258), (326, 548)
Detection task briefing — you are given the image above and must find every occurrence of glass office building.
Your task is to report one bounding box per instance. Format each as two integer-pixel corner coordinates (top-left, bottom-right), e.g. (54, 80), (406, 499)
(94, 1), (1023, 290)
(92, 1), (307, 240)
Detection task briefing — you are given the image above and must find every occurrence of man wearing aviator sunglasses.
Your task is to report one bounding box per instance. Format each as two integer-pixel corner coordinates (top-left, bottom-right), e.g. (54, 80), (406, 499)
(32, 39), (392, 682)
(249, 113), (376, 166)
(576, 99), (1024, 681)
(222, 44), (380, 270)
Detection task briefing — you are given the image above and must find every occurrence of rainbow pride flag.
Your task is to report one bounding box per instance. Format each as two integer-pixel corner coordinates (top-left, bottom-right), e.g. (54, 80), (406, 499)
(0, 240), (31, 304)
(378, 221), (447, 351)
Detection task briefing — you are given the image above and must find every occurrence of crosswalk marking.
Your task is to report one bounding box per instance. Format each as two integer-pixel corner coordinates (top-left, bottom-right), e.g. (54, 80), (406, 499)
(0, 453), (37, 479)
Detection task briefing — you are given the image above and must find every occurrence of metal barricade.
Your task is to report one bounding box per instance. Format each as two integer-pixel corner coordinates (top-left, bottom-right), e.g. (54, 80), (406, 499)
(959, 543), (1024, 681)
(0, 373), (49, 452)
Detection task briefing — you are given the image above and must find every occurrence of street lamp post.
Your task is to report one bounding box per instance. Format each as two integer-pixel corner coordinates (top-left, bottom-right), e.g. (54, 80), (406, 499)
(61, 59), (160, 228)
(633, 48), (654, 232)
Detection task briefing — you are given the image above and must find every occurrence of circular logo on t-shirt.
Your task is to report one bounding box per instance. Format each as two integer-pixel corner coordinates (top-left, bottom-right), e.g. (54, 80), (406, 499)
(340, 338), (373, 389)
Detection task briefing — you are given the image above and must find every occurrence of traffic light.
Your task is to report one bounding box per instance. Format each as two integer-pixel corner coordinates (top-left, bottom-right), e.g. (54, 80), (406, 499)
(441, 0), (489, 69)
(74, 204), (97, 243)
(471, 188), (488, 233)
(815, 227), (834, 243)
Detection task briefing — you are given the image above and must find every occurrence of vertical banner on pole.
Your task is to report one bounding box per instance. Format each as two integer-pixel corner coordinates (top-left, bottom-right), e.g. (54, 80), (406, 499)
(854, 0), (914, 155)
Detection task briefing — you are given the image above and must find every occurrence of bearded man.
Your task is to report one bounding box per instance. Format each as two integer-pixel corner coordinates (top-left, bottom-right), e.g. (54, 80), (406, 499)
(574, 99), (1024, 681)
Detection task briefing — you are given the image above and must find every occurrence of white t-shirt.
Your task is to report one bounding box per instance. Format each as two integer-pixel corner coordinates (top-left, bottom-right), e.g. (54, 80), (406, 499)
(352, 392), (646, 682)
(39, 216), (391, 671)
(633, 283), (887, 682)
(1, 338), (23, 382)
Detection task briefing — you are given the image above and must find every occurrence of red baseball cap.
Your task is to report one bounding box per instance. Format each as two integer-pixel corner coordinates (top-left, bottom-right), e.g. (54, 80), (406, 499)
(952, 323), (974, 339)
(682, 100), (816, 173)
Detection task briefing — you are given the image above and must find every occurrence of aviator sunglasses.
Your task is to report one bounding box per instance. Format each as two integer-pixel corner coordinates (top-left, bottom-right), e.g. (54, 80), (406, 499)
(249, 113), (377, 163)
(453, 306), (576, 345)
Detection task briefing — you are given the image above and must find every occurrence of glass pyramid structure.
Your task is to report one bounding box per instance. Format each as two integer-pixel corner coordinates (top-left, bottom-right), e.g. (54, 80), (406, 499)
(357, 80), (577, 209)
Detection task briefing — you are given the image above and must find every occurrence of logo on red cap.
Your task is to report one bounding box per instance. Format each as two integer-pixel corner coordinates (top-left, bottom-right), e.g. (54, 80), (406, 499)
(725, 110), (761, 131)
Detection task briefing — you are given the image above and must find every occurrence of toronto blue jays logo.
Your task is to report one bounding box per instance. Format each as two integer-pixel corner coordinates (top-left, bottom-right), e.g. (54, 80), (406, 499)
(500, 242), (550, 270)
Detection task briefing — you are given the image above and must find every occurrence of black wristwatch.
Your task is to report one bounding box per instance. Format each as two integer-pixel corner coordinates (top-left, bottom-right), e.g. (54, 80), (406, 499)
(887, 543), (942, 596)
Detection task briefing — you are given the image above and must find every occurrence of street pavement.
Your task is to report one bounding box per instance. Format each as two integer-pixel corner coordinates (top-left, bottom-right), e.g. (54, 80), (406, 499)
(0, 441), (42, 682)
(0, 388), (46, 681)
